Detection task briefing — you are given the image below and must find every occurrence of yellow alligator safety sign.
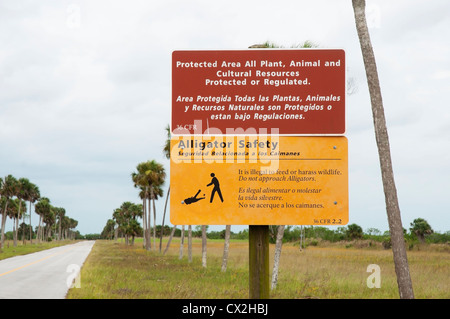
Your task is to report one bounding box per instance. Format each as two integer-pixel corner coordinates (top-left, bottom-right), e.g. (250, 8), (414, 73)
(170, 136), (348, 225)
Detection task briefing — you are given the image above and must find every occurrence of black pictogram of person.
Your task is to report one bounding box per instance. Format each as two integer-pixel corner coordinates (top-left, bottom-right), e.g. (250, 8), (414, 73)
(207, 173), (224, 203)
(181, 189), (205, 205)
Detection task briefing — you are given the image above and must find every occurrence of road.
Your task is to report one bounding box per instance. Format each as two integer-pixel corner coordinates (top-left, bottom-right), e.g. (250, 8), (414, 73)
(0, 241), (95, 299)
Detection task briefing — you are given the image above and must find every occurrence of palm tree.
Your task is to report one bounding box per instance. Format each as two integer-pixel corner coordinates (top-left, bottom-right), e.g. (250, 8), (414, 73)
(122, 202), (143, 245)
(28, 183), (40, 243)
(68, 218), (78, 240)
(16, 178), (31, 245)
(132, 162), (152, 250)
(101, 219), (116, 239)
(346, 223), (364, 240)
(44, 206), (56, 240)
(12, 198), (26, 247)
(113, 202), (143, 245)
(352, 0), (414, 299)
(1, 175), (18, 251)
(132, 160), (165, 250)
(35, 197), (51, 242)
(55, 207), (66, 241)
(409, 218), (433, 243)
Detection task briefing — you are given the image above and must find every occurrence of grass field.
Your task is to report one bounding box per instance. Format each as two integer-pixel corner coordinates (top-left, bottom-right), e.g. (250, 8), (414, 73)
(66, 238), (449, 299)
(0, 240), (79, 261)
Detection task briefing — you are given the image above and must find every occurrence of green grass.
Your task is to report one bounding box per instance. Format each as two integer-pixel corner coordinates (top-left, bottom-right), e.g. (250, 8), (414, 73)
(0, 240), (80, 260)
(67, 240), (248, 299)
(66, 238), (450, 299)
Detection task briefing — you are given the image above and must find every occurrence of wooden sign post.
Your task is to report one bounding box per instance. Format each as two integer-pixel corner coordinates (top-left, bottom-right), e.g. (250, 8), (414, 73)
(249, 225), (270, 298)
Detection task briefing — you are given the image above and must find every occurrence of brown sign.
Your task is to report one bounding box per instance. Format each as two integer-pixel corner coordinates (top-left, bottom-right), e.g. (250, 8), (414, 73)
(172, 49), (345, 135)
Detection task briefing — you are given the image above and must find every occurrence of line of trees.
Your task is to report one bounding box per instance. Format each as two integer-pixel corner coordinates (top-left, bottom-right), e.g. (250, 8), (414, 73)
(100, 124), (210, 267)
(102, 202), (143, 245)
(138, 218), (446, 246)
(100, 219), (447, 245)
(0, 174), (78, 252)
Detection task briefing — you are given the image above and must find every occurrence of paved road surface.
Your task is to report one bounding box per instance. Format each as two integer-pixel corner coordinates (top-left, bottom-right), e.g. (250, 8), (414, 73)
(0, 241), (95, 299)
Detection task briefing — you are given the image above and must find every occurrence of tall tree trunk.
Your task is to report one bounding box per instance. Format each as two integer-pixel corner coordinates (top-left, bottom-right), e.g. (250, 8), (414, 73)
(58, 217), (62, 241)
(0, 201), (10, 251)
(39, 219), (44, 242)
(299, 226), (304, 251)
(14, 217), (19, 247)
(201, 225), (207, 268)
(221, 225), (231, 272)
(152, 196), (156, 250)
(271, 225), (285, 290)
(179, 225), (185, 259)
(160, 186), (170, 253)
(29, 202), (33, 244)
(142, 196), (146, 248)
(0, 214), (7, 251)
(188, 225), (192, 263)
(146, 196), (151, 250)
(164, 225), (177, 255)
(37, 215), (42, 243)
(352, 0), (414, 299)
(22, 215), (26, 244)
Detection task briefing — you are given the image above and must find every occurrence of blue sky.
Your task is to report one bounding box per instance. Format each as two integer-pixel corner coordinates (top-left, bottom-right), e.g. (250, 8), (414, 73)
(1, 0), (449, 235)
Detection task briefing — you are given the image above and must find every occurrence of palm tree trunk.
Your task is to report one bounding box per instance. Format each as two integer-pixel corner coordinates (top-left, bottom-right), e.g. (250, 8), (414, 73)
(22, 213), (26, 244)
(0, 201), (10, 251)
(14, 217), (19, 247)
(201, 225), (207, 268)
(221, 225), (231, 272)
(299, 226), (304, 251)
(271, 225), (285, 290)
(152, 196), (156, 250)
(164, 225), (177, 255)
(188, 225), (192, 263)
(17, 200), (23, 245)
(160, 186), (170, 253)
(58, 217), (62, 241)
(146, 196), (151, 250)
(37, 215), (42, 243)
(142, 197), (146, 248)
(352, 0), (414, 299)
(179, 225), (185, 259)
(0, 214), (7, 251)
(29, 202), (33, 244)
